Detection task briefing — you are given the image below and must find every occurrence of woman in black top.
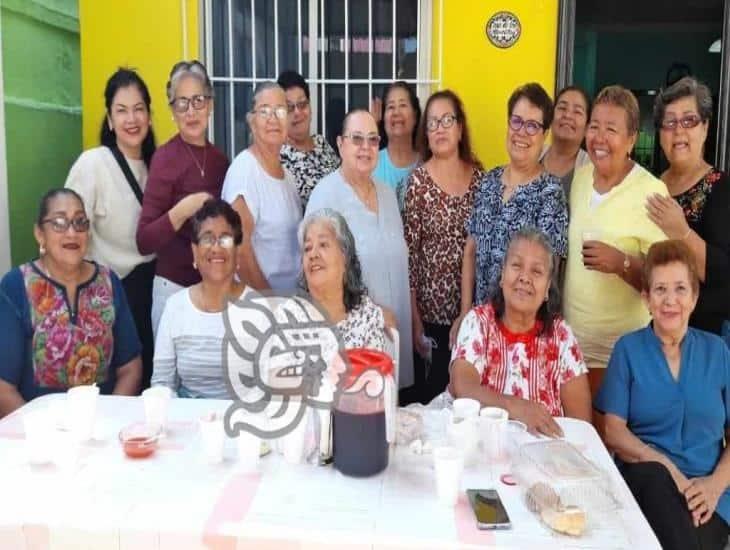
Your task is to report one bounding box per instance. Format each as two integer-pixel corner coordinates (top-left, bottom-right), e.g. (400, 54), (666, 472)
(646, 76), (730, 337)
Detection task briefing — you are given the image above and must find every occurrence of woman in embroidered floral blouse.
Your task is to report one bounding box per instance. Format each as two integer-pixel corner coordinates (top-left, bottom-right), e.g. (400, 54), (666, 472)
(277, 70), (340, 209)
(452, 83), (568, 347)
(647, 77), (730, 337)
(451, 228), (591, 436)
(0, 189), (142, 417)
(403, 89), (483, 404)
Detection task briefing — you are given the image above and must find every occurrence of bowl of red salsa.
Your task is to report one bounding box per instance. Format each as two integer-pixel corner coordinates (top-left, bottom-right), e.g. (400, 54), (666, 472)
(118, 422), (160, 459)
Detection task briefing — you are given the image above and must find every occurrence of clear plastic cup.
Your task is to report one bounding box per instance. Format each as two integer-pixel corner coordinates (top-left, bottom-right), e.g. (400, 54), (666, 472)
(433, 446), (464, 507)
(280, 414), (308, 465)
(452, 398), (480, 420)
(142, 386), (172, 434)
(23, 407), (53, 464)
(199, 412), (225, 465)
(67, 384), (99, 441)
(479, 407), (509, 462)
(237, 430), (261, 473)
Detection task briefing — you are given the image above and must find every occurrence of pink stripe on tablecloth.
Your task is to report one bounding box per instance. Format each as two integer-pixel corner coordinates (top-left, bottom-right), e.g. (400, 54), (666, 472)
(454, 494), (496, 546)
(202, 473), (262, 550)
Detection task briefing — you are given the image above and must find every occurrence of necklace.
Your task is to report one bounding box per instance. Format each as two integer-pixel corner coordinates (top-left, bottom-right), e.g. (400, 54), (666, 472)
(183, 140), (207, 179)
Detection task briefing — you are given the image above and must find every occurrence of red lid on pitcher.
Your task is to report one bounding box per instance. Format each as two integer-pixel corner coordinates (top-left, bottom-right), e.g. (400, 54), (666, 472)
(343, 348), (393, 388)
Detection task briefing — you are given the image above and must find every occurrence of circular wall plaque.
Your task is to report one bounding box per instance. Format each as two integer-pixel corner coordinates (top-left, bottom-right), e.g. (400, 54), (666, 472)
(486, 11), (521, 49)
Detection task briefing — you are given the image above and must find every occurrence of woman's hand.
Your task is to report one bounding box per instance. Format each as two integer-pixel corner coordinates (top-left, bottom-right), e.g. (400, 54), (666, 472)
(684, 475), (724, 526)
(581, 241), (625, 274)
(370, 97), (383, 126)
(381, 306), (398, 341)
(646, 193), (689, 240)
(413, 321), (431, 360)
(509, 398), (564, 438)
(182, 191), (214, 218)
(449, 312), (467, 350)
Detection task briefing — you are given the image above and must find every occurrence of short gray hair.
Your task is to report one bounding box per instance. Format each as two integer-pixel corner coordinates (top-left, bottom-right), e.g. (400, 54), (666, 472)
(166, 60), (213, 104)
(298, 208), (366, 312)
(653, 76), (713, 129)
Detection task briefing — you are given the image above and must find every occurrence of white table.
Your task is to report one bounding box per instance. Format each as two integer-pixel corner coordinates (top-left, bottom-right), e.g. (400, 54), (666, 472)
(0, 394), (660, 549)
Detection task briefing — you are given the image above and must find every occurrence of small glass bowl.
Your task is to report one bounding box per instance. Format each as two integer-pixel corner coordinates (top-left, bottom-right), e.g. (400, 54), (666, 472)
(119, 422), (160, 459)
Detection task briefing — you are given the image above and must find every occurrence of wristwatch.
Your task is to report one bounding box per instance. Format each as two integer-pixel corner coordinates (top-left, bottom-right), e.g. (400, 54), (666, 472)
(622, 254), (630, 274)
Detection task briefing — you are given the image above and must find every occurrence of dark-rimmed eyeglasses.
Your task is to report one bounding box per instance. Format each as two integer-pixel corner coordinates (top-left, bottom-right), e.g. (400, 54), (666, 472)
(41, 216), (90, 233)
(508, 115), (545, 136)
(660, 114), (703, 131)
(286, 100), (310, 113)
(170, 94), (211, 114)
(426, 113), (458, 132)
(196, 234), (235, 249)
(251, 106), (288, 121)
(342, 133), (381, 148)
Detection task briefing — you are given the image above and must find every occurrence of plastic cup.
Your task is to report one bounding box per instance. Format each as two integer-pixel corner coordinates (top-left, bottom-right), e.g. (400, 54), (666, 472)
(433, 446), (464, 507)
(479, 407), (509, 462)
(237, 430), (261, 473)
(447, 415), (478, 466)
(452, 398), (481, 420)
(582, 230), (602, 244)
(67, 384), (99, 441)
(280, 415), (308, 465)
(52, 430), (81, 472)
(199, 413), (225, 464)
(23, 408), (53, 464)
(142, 386), (171, 434)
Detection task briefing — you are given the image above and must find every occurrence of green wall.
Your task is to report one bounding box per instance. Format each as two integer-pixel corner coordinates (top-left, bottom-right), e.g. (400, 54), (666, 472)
(1, 0), (81, 265)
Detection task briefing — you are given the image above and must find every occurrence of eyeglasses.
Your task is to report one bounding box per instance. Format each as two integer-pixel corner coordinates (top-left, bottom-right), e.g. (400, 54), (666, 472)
(508, 115), (545, 136)
(196, 234), (236, 249)
(286, 99), (310, 113)
(170, 94), (211, 113)
(426, 113), (458, 132)
(660, 114), (703, 131)
(41, 216), (90, 233)
(251, 106), (288, 121)
(342, 133), (381, 148)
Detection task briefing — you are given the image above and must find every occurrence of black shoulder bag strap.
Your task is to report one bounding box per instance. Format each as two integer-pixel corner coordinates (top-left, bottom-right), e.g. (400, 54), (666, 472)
(107, 145), (144, 205)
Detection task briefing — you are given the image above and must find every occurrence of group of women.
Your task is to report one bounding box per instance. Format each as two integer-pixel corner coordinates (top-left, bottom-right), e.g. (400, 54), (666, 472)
(0, 56), (729, 549)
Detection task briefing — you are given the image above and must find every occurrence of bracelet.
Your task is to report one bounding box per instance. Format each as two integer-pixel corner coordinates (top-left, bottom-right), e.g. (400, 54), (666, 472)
(681, 228), (692, 240)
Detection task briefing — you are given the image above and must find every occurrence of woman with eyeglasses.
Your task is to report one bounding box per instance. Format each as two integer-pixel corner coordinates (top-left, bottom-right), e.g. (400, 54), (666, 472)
(137, 60), (229, 336)
(402, 90), (483, 403)
(222, 81), (302, 292)
(306, 109), (414, 394)
(152, 199), (247, 398)
(645, 77), (730, 338)
(0, 189), (142, 417)
(277, 70), (340, 209)
(563, 85), (667, 398)
(451, 83), (568, 347)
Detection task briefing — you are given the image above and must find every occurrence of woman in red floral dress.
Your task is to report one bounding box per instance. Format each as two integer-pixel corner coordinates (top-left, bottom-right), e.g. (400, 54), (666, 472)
(450, 227), (591, 436)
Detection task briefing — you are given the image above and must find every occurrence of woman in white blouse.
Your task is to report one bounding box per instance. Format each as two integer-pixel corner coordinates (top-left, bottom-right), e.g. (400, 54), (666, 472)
(65, 68), (157, 388)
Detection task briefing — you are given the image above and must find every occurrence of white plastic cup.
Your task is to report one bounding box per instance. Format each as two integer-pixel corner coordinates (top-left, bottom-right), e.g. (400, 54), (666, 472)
(52, 430), (81, 472)
(582, 230), (603, 244)
(280, 415), (308, 465)
(447, 415), (478, 466)
(142, 386), (172, 434)
(479, 407), (509, 462)
(23, 408), (53, 464)
(199, 413), (225, 464)
(237, 430), (261, 473)
(67, 384), (99, 441)
(433, 446), (464, 507)
(452, 398), (481, 420)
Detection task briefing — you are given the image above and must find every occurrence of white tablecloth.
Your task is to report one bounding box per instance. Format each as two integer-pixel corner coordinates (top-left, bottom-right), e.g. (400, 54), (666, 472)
(0, 394), (660, 549)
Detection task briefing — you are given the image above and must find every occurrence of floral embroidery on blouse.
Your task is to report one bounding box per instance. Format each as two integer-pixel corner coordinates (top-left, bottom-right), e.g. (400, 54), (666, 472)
(451, 303), (586, 416)
(280, 134), (340, 208)
(403, 165), (482, 324)
(336, 295), (386, 351)
(22, 262), (114, 389)
(468, 167), (568, 305)
(674, 168), (723, 225)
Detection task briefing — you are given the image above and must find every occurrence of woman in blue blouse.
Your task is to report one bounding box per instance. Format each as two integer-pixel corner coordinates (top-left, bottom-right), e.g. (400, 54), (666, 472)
(451, 83), (568, 346)
(596, 240), (730, 550)
(0, 189), (142, 417)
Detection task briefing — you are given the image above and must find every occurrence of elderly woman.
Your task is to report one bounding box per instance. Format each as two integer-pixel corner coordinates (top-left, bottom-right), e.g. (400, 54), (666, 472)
(453, 83), (568, 344)
(222, 82), (302, 292)
(300, 208), (386, 350)
(306, 109), (413, 391)
(595, 240), (730, 550)
(646, 77), (730, 338)
(0, 189), (142, 417)
(137, 60), (229, 336)
(277, 70), (340, 208)
(404, 89), (483, 403)
(374, 82), (421, 208)
(66, 68), (157, 389)
(540, 85), (592, 200)
(152, 199), (246, 398)
(563, 85), (668, 394)
(451, 228), (591, 436)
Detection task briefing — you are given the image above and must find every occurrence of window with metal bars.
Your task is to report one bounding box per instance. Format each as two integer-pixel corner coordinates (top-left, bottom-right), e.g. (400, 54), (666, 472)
(201, 0), (439, 160)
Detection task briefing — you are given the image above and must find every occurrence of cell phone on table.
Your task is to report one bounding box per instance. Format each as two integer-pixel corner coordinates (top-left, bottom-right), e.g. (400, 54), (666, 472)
(466, 489), (512, 530)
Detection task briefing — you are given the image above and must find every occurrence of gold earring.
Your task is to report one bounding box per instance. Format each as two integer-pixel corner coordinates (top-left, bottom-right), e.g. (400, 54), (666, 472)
(193, 261), (197, 269)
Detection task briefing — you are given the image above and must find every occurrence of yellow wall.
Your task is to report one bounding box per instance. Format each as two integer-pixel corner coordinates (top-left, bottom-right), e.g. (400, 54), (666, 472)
(78, 0), (199, 149)
(434, 1), (558, 170)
